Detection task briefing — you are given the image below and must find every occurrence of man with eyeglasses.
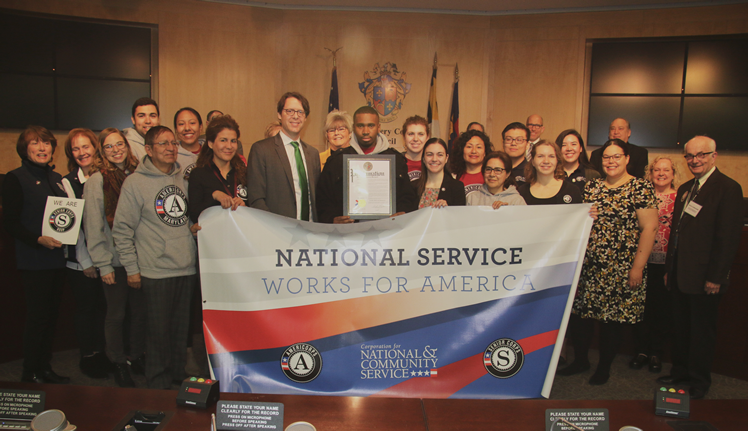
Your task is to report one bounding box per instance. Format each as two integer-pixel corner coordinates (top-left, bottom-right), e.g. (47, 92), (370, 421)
(112, 125), (199, 389)
(123, 97), (161, 163)
(246, 92), (321, 221)
(316, 105), (418, 224)
(590, 118), (648, 179)
(501, 122), (531, 186)
(658, 136), (743, 399)
(525, 114), (544, 161)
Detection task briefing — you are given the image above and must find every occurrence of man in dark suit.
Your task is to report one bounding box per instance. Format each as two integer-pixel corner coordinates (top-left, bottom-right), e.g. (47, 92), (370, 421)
(246, 92), (321, 221)
(590, 118), (649, 178)
(658, 136), (743, 399)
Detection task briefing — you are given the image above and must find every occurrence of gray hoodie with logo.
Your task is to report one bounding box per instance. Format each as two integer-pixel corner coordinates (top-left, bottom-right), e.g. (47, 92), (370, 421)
(466, 184), (527, 207)
(113, 156), (196, 279)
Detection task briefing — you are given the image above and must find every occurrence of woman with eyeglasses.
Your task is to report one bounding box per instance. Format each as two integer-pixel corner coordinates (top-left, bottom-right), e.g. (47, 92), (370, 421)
(467, 151), (526, 208)
(3, 126), (70, 384)
(556, 129), (600, 193)
(319, 110), (353, 169)
(401, 115), (430, 182)
(82, 128), (146, 387)
(518, 140), (582, 205)
(629, 156), (679, 374)
(558, 139), (658, 385)
(415, 138), (465, 208)
(61, 129), (110, 380)
(449, 130), (493, 198)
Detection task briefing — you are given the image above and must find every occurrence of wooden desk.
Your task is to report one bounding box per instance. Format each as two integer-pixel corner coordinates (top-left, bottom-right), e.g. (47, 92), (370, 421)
(0, 382), (427, 430)
(423, 398), (748, 431)
(3, 382), (748, 430)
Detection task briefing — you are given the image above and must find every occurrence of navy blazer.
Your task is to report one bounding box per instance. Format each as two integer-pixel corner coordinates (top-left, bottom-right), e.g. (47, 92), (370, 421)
(665, 168), (743, 294)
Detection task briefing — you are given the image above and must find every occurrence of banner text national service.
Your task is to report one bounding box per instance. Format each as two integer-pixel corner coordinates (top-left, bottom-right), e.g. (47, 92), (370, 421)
(198, 205), (592, 399)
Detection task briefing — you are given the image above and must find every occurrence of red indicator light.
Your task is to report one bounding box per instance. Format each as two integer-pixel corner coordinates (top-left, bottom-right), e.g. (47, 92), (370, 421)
(187, 387), (202, 394)
(665, 397), (681, 404)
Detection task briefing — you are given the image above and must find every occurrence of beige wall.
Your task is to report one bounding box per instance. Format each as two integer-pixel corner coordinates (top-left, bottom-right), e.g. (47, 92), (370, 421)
(1, 0), (747, 193)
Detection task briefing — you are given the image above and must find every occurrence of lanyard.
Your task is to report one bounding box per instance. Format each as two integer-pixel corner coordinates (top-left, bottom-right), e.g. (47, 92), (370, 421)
(212, 163), (236, 197)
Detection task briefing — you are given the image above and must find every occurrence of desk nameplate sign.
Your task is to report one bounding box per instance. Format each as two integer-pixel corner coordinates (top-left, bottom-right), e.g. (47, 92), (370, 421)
(0, 389), (45, 420)
(546, 409), (609, 431)
(216, 401), (284, 430)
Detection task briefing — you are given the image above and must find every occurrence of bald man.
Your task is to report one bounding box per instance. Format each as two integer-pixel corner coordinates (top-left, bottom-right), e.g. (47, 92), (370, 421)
(659, 136), (743, 399)
(590, 118), (649, 178)
(525, 114), (544, 161)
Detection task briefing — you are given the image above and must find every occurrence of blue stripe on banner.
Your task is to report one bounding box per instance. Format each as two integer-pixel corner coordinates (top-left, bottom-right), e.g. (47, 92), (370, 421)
(210, 281), (572, 397)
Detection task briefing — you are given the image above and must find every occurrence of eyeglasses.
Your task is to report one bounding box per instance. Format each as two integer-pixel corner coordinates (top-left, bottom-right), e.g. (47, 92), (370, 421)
(485, 167), (506, 174)
(152, 140), (178, 148)
(327, 126), (347, 134)
(283, 109), (306, 118)
(684, 151), (714, 161)
(103, 141), (126, 152)
(527, 123), (543, 129)
(504, 137), (527, 144)
(602, 154), (625, 161)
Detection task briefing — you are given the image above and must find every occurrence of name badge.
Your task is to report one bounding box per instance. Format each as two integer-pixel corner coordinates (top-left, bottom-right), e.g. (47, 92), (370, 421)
(685, 200), (702, 217)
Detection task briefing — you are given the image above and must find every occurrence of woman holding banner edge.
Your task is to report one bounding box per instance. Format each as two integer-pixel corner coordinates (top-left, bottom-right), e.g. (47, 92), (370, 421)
(558, 139), (658, 385)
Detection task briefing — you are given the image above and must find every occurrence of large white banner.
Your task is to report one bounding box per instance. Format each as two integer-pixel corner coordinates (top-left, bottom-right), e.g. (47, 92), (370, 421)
(198, 205), (592, 399)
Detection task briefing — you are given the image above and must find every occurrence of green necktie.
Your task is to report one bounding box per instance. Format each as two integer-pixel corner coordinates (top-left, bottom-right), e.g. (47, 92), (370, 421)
(291, 141), (310, 221)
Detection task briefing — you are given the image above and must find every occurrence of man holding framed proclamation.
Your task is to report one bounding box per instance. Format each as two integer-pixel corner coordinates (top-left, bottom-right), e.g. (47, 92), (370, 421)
(317, 106), (418, 223)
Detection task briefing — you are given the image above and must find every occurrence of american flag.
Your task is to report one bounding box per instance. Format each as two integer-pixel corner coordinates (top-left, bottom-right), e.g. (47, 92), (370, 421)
(430, 369), (438, 376)
(156, 199), (165, 214)
(484, 352), (493, 366)
(281, 357), (289, 370)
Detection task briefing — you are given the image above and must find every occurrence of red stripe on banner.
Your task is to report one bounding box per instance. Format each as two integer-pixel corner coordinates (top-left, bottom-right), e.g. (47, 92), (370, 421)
(371, 330), (558, 398)
(204, 294), (432, 354)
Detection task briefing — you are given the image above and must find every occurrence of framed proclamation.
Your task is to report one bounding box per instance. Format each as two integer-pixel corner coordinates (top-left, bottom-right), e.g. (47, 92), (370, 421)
(343, 154), (396, 220)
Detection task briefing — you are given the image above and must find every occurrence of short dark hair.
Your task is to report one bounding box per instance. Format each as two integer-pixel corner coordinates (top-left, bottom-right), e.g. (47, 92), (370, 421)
(206, 110), (224, 122)
(16, 125), (57, 161)
(467, 122), (484, 132)
(501, 122), (530, 141)
(600, 138), (630, 156)
(173, 107), (203, 129)
(144, 125), (173, 147)
(449, 129), (493, 179)
(131, 97), (159, 117)
(354, 105), (380, 119)
(277, 92), (310, 116)
(482, 151), (516, 190)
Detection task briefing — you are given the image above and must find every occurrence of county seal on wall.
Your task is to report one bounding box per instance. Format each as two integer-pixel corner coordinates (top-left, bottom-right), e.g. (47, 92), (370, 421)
(359, 62), (411, 123)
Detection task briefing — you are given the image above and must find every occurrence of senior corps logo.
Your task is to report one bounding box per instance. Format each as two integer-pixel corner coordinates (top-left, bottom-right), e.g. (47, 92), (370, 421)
(154, 185), (189, 226)
(483, 338), (524, 378)
(280, 343), (322, 383)
(48, 208), (76, 233)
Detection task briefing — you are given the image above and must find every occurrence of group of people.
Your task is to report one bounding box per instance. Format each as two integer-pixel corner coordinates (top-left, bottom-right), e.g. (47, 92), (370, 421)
(3, 92), (743, 400)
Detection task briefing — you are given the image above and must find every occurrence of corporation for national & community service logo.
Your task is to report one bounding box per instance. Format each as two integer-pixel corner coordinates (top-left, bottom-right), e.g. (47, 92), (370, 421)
(280, 343), (323, 383)
(483, 338), (524, 378)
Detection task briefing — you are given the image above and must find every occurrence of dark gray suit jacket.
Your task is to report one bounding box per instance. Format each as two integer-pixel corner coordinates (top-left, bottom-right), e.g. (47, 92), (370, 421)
(665, 168), (743, 294)
(246, 134), (321, 221)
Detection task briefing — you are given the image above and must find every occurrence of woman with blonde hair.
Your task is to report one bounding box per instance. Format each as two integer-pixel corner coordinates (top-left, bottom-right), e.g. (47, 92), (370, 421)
(319, 110), (353, 169)
(83, 128), (145, 387)
(629, 156), (679, 374)
(63, 128), (110, 379)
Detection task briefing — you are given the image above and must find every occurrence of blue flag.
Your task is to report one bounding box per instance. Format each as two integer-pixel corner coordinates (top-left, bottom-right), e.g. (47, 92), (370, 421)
(328, 67), (339, 112)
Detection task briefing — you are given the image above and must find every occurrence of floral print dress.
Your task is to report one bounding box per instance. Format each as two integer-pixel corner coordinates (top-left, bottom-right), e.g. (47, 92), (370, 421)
(573, 178), (657, 323)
